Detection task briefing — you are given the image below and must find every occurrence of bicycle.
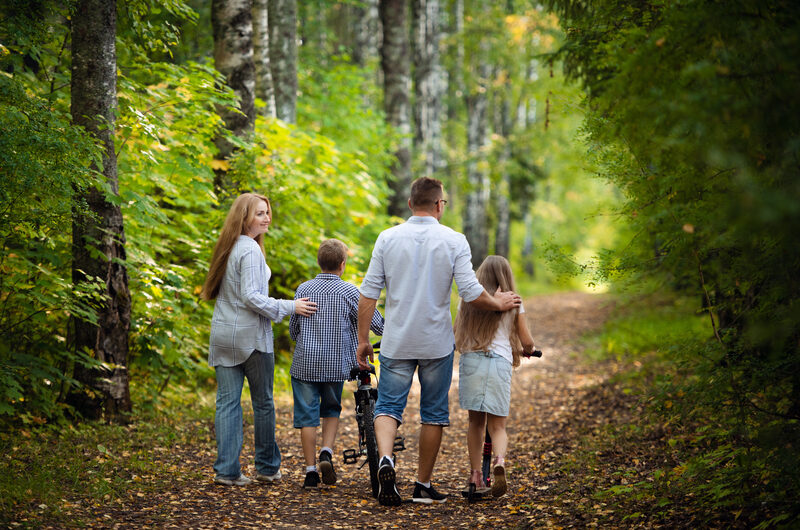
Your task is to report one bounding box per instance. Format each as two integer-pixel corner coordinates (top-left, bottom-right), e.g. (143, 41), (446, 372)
(465, 348), (543, 503)
(343, 342), (406, 498)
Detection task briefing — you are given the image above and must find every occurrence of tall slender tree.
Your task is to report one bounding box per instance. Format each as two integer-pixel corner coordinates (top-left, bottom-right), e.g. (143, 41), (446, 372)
(253, 0), (276, 118)
(380, 0), (412, 216)
(352, 0), (380, 66)
(494, 75), (513, 258)
(463, 6), (490, 266)
(269, 0), (297, 123)
(69, 0), (131, 421)
(211, 0), (256, 190)
(412, 0), (444, 178)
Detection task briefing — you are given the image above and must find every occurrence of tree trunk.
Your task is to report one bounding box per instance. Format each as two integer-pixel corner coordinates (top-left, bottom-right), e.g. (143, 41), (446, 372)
(212, 0), (256, 191)
(518, 58), (538, 128)
(494, 80), (512, 258)
(463, 32), (490, 266)
(412, 0), (444, 178)
(269, 0), (297, 123)
(352, 0), (380, 66)
(448, 0), (464, 123)
(495, 5), (515, 259)
(380, 0), (412, 216)
(522, 205), (535, 278)
(252, 0), (276, 118)
(69, 0), (131, 421)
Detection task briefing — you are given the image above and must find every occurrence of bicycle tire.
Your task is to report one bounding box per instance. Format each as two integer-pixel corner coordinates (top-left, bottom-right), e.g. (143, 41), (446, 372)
(363, 394), (380, 498)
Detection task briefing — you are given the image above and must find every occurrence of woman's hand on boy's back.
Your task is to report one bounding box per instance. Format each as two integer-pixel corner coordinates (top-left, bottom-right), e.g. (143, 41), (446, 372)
(295, 297), (318, 317)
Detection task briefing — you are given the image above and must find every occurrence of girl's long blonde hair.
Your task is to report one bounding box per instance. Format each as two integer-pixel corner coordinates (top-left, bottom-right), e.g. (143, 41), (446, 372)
(201, 193), (271, 300)
(454, 255), (523, 367)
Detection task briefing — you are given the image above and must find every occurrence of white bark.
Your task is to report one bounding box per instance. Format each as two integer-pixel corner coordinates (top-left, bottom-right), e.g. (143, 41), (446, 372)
(413, 0), (444, 178)
(269, 0), (297, 123)
(253, 0), (276, 118)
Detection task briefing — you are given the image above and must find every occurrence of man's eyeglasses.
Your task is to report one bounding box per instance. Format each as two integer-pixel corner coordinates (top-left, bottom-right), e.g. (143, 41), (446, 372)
(437, 199), (448, 206)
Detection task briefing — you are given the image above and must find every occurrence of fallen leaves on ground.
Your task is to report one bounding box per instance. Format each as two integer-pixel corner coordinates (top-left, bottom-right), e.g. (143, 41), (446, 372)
(19, 292), (713, 529)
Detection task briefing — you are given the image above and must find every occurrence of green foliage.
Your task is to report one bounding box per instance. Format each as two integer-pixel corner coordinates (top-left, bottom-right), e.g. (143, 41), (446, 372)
(548, 0), (800, 521)
(297, 53), (397, 187)
(232, 116), (390, 356)
(1, 0), (396, 422)
(586, 295), (799, 525)
(442, 6), (621, 287)
(114, 57), (236, 399)
(0, 72), (107, 421)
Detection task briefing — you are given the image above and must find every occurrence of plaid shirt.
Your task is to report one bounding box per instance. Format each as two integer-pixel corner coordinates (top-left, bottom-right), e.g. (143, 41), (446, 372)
(290, 273), (384, 382)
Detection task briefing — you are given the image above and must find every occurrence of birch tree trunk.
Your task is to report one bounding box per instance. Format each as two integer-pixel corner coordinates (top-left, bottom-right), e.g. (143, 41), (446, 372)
(252, 0), (276, 118)
(380, 0), (412, 216)
(412, 0), (444, 178)
(522, 206), (535, 277)
(352, 0), (380, 66)
(69, 0), (131, 421)
(463, 35), (490, 266)
(494, 79), (512, 258)
(211, 0), (256, 190)
(269, 0), (297, 123)
(518, 58), (538, 128)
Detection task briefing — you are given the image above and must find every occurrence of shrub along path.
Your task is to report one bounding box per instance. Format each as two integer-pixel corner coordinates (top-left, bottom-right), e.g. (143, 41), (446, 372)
(54, 292), (686, 529)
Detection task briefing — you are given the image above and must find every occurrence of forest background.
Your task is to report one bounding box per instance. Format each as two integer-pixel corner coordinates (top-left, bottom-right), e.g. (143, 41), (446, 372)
(1, 0), (798, 527)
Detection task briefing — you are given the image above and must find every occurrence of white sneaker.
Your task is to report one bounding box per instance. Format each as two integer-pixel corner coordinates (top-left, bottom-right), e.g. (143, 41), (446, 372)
(255, 470), (282, 483)
(214, 474), (252, 486)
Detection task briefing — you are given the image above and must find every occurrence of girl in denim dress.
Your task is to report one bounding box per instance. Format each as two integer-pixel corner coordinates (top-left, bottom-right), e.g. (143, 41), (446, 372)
(454, 255), (535, 498)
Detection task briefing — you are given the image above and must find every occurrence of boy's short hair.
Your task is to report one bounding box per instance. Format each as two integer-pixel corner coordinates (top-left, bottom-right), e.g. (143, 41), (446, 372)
(318, 239), (348, 272)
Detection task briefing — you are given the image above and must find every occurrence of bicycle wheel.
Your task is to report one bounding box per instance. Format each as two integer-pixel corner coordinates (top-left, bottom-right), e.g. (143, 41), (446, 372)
(363, 394), (380, 498)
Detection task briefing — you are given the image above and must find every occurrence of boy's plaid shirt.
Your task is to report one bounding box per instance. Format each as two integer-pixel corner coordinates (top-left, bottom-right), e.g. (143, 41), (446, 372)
(289, 273), (384, 382)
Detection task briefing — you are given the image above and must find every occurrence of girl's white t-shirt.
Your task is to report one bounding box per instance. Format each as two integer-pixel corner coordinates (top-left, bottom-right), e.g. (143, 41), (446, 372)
(488, 303), (525, 363)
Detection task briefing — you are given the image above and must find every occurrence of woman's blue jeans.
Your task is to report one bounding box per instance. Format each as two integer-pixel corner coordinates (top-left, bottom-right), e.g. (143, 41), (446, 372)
(213, 350), (281, 479)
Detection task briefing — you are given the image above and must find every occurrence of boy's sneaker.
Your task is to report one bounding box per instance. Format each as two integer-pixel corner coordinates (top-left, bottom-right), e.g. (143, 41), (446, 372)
(319, 450), (337, 485)
(254, 470), (282, 483)
(214, 474), (252, 486)
(303, 470), (321, 489)
(412, 482), (448, 504)
(377, 456), (402, 506)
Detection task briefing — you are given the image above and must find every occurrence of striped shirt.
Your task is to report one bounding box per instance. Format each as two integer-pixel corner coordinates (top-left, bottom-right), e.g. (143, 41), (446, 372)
(290, 273), (384, 382)
(208, 236), (295, 367)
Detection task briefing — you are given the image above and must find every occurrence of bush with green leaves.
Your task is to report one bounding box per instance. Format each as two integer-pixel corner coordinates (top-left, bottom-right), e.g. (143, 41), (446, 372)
(547, 0), (800, 522)
(0, 73), (106, 421)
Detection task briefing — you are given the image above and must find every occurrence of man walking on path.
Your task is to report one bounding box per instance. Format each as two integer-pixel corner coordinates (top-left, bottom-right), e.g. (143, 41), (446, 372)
(356, 177), (522, 506)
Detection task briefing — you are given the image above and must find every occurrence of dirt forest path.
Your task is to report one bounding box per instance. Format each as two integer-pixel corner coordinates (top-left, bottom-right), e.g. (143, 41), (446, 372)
(99, 292), (617, 529)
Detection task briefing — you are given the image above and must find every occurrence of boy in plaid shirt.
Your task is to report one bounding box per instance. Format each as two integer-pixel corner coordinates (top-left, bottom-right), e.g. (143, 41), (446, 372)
(290, 239), (384, 489)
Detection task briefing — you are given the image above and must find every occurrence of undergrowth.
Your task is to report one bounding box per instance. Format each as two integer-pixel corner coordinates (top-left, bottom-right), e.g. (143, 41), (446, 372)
(0, 388), (215, 528)
(569, 293), (800, 528)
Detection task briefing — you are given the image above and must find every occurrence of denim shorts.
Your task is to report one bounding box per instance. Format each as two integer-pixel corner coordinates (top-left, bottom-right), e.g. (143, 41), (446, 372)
(458, 351), (512, 417)
(291, 378), (344, 428)
(374, 350), (454, 426)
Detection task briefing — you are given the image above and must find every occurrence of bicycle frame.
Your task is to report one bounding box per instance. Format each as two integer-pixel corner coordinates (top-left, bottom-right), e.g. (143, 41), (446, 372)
(343, 343), (405, 498)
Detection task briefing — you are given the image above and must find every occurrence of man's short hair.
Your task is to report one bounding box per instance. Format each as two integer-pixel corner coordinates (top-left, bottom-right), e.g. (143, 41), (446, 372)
(318, 239), (348, 271)
(409, 177), (443, 211)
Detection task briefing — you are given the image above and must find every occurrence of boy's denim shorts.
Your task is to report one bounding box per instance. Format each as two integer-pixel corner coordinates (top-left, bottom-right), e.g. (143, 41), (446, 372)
(374, 350), (454, 426)
(291, 377), (344, 428)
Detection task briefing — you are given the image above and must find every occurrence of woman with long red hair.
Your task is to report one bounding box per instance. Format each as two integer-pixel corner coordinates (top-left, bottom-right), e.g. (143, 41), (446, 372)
(201, 192), (317, 486)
